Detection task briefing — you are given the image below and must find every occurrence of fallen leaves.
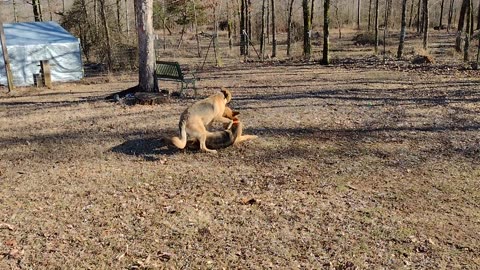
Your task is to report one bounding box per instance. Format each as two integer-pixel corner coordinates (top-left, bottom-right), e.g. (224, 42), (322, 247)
(0, 223), (14, 230)
(240, 197), (257, 205)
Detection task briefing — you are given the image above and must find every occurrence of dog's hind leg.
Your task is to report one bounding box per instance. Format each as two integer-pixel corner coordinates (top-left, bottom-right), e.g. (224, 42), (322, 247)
(199, 133), (217, 153)
(189, 121), (217, 153)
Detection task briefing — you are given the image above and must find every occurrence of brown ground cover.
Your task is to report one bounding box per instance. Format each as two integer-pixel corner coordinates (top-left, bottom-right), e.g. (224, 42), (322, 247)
(1, 31), (479, 269)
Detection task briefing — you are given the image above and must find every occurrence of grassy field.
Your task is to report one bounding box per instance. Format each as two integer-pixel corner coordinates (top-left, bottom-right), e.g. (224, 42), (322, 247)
(1, 31), (480, 269)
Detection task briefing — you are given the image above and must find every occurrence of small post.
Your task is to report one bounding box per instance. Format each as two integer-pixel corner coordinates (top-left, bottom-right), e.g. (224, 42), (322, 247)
(40, 60), (52, 89)
(0, 22), (14, 92)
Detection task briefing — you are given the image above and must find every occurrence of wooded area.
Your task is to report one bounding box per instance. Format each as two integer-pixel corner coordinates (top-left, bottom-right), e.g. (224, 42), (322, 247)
(1, 0), (479, 78)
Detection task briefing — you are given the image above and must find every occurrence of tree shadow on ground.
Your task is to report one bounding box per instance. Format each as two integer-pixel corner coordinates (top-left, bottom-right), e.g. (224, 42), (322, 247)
(110, 137), (180, 161)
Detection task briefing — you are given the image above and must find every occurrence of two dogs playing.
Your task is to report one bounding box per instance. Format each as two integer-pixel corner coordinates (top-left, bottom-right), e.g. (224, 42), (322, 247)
(171, 88), (257, 153)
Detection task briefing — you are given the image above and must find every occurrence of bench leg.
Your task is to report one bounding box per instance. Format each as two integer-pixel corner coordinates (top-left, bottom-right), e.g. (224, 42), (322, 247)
(179, 82), (186, 97)
(193, 81), (197, 99)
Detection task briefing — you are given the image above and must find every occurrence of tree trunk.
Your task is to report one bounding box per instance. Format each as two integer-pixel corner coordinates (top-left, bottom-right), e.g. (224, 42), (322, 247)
(469, 0), (474, 35)
(116, 0), (122, 32)
(247, 0), (252, 42)
(334, 5), (342, 38)
(387, 0), (393, 28)
(374, 0), (379, 53)
(447, 0), (454, 31)
(125, 0), (130, 35)
(193, 0), (202, 57)
(99, 0), (113, 72)
(94, 0), (97, 26)
(287, 0), (295, 57)
(266, 0), (270, 43)
(357, 0), (361, 29)
(420, 0), (425, 33)
(398, 0), (408, 58)
(322, 0), (330, 64)
(213, 6), (221, 67)
(271, 0), (277, 58)
(368, 0), (372, 30)
(383, 0), (389, 57)
(0, 22), (14, 91)
(240, 0), (246, 55)
(13, 0), (18, 22)
(227, 0), (233, 50)
(416, 0), (421, 32)
(303, 0), (311, 59)
(423, 0), (428, 49)
(439, 0), (445, 28)
(477, 0), (480, 30)
(80, 0), (92, 60)
(464, 0), (471, 61)
(232, 0), (238, 39)
(32, 0), (43, 22)
(311, 0), (315, 27)
(260, 0), (266, 60)
(134, 0), (157, 92)
(456, 0), (469, 51)
(408, 0), (415, 27)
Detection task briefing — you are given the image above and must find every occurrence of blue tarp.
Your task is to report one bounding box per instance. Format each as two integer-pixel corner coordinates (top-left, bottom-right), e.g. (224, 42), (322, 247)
(0, 21), (83, 86)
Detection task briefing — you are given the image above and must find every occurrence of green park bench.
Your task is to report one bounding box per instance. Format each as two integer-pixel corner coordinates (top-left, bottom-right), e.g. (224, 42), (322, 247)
(155, 61), (197, 98)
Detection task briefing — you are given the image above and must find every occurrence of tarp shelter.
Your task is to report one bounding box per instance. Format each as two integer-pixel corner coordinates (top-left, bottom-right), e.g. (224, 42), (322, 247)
(0, 21), (83, 86)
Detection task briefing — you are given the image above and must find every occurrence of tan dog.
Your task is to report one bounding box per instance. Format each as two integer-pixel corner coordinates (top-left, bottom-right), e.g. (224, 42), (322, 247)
(186, 107), (258, 150)
(171, 88), (233, 153)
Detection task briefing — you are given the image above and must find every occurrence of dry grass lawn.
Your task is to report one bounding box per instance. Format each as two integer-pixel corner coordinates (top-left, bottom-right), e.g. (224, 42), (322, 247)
(1, 31), (480, 269)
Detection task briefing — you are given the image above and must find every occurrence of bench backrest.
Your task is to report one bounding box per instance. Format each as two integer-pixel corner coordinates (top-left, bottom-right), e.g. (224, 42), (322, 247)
(155, 61), (184, 80)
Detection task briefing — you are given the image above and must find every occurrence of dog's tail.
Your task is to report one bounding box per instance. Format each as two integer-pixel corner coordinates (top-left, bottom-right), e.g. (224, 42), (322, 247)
(171, 113), (188, 149)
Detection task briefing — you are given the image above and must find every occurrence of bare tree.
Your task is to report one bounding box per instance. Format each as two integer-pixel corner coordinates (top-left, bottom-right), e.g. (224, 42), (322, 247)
(368, 0), (372, 30)
(464, 0), (472, 61)
(438, 0), (445, 28)
(408, 0), (415, 27)
(12, 0), (18, 22)
(134, 0), (157, 92)
(99, 0), (113, 72)
(126, 0), (130, 35)
(271, 0), (277, 58)
(116, 0), (122, 32)
(247, 0), (252, 42)
(447, 0), (455, 32)
(286, 0), (295, 57)
(383, 0), (390, 58)
(322, 0), (330, 64)
(240, 0), (247, 55)
(94, 0), (97, 26)
(416, 0), (421, 32)
(260, 0), (266, 60)
(357, 0), (361, 29)
(477, 0), (480, 30)
(311, 0), (315, 27)
(227, 0), (233, 49)
(32, 0), (43, 22)
(423, 0), (429, 49)
(456, 0), (469, 51)
(303, 0), (311, 59)
(0, 21), (14, 91)
(398, 0), (408, 58)
(334, 3), (342, 38)
(374, 0), (379, 53)
(193, 0), (202, 56)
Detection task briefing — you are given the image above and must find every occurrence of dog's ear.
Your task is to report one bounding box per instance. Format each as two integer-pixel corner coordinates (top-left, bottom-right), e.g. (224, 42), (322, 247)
(232, 111), (240, 116)
(220, 87), (232, 103)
